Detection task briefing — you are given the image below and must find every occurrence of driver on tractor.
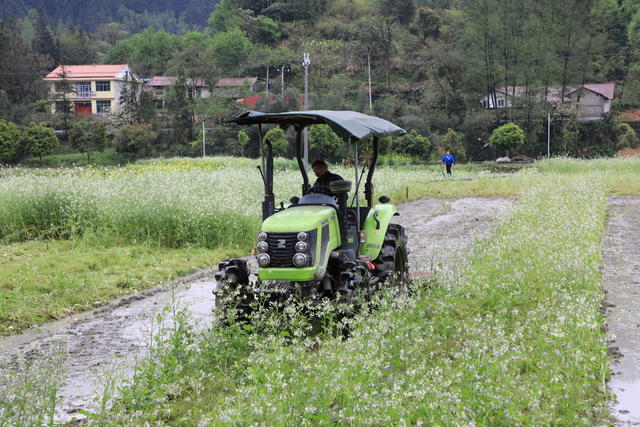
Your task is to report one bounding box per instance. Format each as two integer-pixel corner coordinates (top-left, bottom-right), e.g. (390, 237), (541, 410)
(312, 160), (343, 191)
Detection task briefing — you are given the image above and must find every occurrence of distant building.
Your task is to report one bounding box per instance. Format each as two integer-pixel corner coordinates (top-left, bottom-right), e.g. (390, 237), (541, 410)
(44, 64), (142, 117)
(480, 83), (616, 120)
(147, 76), (258, 108)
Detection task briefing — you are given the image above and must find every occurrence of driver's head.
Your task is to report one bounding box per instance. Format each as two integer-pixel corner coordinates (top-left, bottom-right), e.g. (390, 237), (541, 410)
(312, 160), (328, 178)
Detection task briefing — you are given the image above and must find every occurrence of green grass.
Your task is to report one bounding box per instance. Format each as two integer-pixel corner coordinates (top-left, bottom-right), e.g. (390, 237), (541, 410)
(0, 238), (244, 336)
(99, 173), (610, 425)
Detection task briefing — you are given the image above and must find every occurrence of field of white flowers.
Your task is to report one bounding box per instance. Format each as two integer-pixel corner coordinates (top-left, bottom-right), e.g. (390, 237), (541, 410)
(0, 157), (494, 249)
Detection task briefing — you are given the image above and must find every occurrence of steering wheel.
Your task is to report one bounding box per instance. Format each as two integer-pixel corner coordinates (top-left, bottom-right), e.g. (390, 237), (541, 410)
(306, 186), (334, 197)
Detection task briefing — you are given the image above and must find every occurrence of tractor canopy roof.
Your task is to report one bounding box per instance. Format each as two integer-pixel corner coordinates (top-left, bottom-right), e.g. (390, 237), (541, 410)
(231, 110), (406, 142)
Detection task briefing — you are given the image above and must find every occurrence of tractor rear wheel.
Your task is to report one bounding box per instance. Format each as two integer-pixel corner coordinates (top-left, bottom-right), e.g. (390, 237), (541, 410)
(373, 223), (409, 284)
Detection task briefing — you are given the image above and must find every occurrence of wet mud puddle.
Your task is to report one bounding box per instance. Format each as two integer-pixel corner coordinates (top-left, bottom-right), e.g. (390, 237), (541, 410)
(0, 197), (512, 423)
(604, 196), (640, 425)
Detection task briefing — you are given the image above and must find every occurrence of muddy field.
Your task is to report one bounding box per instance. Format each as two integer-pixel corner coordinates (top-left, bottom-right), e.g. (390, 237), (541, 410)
(604, 196), (640, 425)
(1, 195), (637, 423)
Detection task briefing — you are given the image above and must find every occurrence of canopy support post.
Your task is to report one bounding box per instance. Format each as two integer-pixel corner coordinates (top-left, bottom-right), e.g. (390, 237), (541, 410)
(295, 126), (310, 195)
(365, 136), (378, 208)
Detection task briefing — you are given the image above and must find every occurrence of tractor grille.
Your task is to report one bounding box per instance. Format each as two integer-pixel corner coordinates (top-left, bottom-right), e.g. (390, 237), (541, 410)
(266, 233), (298, 267)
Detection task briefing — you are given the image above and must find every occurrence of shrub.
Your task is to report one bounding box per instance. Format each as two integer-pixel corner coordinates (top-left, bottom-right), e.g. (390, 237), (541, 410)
(264, 128), (288, 157)
(489, 122), (525, 156)
(112, 123), (157, 160)
(0, 120), (20, 164)
(440, 128), (467, 161)
(614, 122), (638, 149)
(19, 122), (59, 160)
(391, 129), (432, 160)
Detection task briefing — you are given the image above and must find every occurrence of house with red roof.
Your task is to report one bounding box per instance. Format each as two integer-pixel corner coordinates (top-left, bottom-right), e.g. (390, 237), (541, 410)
(44, 64), (142, 117)
(480, 82), (616, 120)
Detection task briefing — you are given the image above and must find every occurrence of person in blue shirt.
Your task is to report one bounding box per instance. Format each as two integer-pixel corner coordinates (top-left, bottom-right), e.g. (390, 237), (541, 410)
(442, 151), (455, 176)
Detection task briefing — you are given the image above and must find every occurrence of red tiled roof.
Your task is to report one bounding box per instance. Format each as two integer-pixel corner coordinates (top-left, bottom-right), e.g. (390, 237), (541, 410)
(45, 64), (131, 79)
(496, 83), (615, 102)
(149, 76), (258, 88)
(149, 76), (176, 86)
(149, 76), (207, 87)
(216, 77), (257, 87)
(566, 83), (615, 100)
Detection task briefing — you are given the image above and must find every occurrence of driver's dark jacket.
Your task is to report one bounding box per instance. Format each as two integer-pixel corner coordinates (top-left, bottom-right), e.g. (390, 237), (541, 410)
(313, 171), (343, 188)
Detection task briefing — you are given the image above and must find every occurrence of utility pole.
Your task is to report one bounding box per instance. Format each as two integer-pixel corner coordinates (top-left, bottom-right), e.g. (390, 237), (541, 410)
(276, 64), (290, 98)
(368, 53), (373, 112)
(547, 113), (551, 158)
(202, 121), (206, 157)
(303, 52), (311, 170)
(266, 66), (269, 94)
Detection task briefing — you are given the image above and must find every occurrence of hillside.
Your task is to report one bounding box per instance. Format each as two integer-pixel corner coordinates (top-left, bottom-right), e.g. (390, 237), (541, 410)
(0, 0), (220, 32)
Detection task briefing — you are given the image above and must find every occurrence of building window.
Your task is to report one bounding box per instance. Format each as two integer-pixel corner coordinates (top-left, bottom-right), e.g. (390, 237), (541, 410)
(497, 99), (505, 107)
(75, 81), (92, 98)
(96, 81), (111, 91)
(96, 100), (111, 113)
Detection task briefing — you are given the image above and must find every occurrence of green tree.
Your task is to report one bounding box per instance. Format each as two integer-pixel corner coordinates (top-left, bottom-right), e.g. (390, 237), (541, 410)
(392, 130), (432, 160)
(234, 129), (249, 155)
(380, 0), (417, 25)
(614, 122), (638, 149)
(210, 27), (253, 70)
(19, 122), (59, 160)
(69, 120), (107, 163)
(165, 74), (195, 145)
(207, 0), (240, 33)
(112, 123), (156, 160)
(104, 28), (181, 77)
(0, 119), (20, 163)
(489, 122), (525, 156)
(57, 26), (97, 64)
(118, 71), (153, 125)
(310, 124), (343, 161)
(440, 128), (467, 161)
(31, 9), (59, 67)
(264, 127), (288, 157)
(0, 19), (49, 123)
(413, 7), (440, 41)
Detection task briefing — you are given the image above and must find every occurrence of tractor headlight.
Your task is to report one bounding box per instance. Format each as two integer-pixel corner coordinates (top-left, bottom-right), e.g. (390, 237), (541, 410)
(256, 253), (271, 267)
(257, 241), (269, 253)
(297, 232), (308, 241)
(257, 232), (267, 242)
(294, 241), (308, 253)
(292, 253), (310, 267)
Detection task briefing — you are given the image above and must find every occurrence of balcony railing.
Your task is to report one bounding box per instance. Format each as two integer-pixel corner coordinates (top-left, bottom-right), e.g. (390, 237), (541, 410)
(47, 91), (97, 99)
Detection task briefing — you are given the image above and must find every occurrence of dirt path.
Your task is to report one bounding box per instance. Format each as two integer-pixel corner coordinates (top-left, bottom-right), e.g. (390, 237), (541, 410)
(0, 197), (512, 423)
(604, 196), (640, 425)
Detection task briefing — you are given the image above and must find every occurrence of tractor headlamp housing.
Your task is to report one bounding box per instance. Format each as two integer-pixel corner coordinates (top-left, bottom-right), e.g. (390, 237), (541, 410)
(292, 253), (310, 267)
(297, 232), (308, 241)
(294, 241), (308, 253)
(257, 232), (267, 242)
(257, 241), (269, 253)
(256, 253), (271, 267)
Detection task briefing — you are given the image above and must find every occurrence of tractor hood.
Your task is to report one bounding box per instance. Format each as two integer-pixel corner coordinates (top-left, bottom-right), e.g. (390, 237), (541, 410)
(261, 205), (337, 233)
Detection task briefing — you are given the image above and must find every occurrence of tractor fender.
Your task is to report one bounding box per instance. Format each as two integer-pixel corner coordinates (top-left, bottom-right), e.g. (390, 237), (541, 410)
(359, 203), (399, 260)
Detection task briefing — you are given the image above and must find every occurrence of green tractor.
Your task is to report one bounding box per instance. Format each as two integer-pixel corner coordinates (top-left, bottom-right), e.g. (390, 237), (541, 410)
(215, 110), (409, 316)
